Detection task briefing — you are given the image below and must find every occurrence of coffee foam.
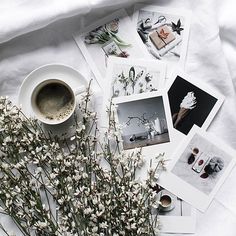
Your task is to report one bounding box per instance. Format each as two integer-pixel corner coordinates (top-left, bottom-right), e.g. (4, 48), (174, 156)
(35, 83), (74, 121)
(160, 195), (171, 206)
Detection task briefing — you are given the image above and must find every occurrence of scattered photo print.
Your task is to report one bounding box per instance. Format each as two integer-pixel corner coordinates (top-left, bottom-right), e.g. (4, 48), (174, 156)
(171, 132), (232, 195)
(133, 4), (190, 66)
(150, 184), (196, 233)
(108, 58), (165, 98)
(168, 75), (223, 135)
(152, 185), (191, 217)
(74, 9), (148, 86)
(112, 64), (159, 97)
(116, 94), (170, 150)
(101, 57), (166, 128)
(158, 126), (236, 212)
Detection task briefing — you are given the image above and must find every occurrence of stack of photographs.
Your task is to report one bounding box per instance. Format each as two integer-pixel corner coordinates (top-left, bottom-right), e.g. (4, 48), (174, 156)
(74, 3), (236, 234)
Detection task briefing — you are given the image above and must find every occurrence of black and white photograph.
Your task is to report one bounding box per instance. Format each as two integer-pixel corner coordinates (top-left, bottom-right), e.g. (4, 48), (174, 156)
(101, 57), (166, 127)
(115, 92), (173, 151)
(108, 58), (165, 98)
(167, 72), (224, 135)
(74, 9), (149, 86)
(151, 185), (196, 233)
(133, 4), (191, 67)
(158, 126), (236, 212)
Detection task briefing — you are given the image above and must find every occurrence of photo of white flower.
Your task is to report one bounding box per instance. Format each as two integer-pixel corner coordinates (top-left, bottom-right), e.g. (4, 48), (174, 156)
(112, 64), (160, 97)
(75, 9), (149, 86)
(167, 74), (224, 135)
(172, 91), (197, 128)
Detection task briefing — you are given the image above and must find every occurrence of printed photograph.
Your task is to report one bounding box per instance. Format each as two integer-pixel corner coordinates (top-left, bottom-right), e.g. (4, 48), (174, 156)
(108, 58), (165, 98)
(158, 126), (236, 212)
(112, 64), (159, 97)
(168, 75), (219, 135)
(116, 94), (170, 150)
(133, 4), (190, 65)
(75, 9), (148, 85)
(152, 185), (191, 217)
(171, 132), (233, 195)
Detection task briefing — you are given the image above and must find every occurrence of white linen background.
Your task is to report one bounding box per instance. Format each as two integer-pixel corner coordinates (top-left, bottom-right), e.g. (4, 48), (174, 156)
(0, 0), (236, 235)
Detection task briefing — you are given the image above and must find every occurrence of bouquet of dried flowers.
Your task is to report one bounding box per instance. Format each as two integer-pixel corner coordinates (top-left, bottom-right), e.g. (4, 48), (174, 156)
(0, 84), (165, 236)
(113, 66), (157, 97)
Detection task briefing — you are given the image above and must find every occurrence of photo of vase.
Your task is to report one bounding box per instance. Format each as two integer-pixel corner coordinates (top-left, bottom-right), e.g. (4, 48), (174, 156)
(152, 117), (162, 134)
(116, 95), (170, 150)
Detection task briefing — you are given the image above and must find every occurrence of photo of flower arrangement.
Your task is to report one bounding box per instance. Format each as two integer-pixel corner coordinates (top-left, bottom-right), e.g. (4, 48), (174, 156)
(83, 17), (132, 69)
(75, 9), (148, 86)
(116, 93), (171, 150)
(101, 57), (166, 128)
(111, 62), (164, 97)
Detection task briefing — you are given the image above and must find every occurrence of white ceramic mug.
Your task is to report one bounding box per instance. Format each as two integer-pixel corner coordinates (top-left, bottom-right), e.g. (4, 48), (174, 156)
(31, 79), (85, 125)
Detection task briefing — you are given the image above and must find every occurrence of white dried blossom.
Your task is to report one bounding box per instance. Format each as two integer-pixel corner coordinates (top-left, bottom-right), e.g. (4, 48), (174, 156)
(35, 221), (48, 229)
(0, 95), (162, 236)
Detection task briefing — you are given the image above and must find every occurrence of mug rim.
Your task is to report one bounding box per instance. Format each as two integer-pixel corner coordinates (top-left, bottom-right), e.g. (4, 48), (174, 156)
(31, 78), (76, 125)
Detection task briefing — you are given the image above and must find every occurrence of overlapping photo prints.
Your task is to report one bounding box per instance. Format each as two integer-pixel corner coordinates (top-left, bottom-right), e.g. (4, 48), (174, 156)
(151, 185), (196, 233)
(114, 91), (173, 156)
(74, 9), (148, 86)
(101, 57), (166, 126)
(133, 4), (191, 67)
(167, 71), (224, 136)
(158, 126), (236, 212)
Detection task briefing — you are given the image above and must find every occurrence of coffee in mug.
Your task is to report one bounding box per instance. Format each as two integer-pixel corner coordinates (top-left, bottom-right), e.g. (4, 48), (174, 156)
(31, 79), (76, 125)
(159, 194), (172, 211)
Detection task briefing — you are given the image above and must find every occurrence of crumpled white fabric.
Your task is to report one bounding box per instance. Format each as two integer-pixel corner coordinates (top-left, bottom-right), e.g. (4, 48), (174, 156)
(0, 0), (135, 44)
(0, 0), (90, 44)
(0, 0), (236, 235)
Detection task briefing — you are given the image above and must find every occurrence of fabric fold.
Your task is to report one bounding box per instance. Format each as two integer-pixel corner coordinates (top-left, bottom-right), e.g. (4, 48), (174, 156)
(0, 0), (140, 45)
(0, 0), (91, 44)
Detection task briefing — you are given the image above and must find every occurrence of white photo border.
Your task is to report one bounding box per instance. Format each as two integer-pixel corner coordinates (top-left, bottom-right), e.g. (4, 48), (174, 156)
(113, 90), (175, 159)
(132, 4), (191, 70)
(158, 125), (236, 212)
(166, 69), (225, 138)
(159, 205), (196, 233)
(74, 9), (149, 89)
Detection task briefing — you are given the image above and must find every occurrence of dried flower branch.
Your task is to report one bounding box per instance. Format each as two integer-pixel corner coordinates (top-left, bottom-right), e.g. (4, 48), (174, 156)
(0, 83), (165, 236)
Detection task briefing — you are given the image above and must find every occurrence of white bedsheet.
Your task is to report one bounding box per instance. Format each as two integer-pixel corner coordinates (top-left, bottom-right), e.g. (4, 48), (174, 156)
(0, 0), (236, 235)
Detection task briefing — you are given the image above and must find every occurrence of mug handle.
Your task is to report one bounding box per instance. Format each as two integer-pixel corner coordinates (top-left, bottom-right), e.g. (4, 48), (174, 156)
(74, 85), (86, 96)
